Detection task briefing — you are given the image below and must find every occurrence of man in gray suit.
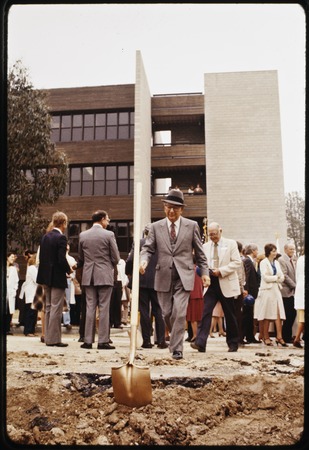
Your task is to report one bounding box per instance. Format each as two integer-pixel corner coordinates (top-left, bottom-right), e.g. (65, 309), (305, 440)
(139, 189), (210, 360)
(78, 210), (120, 349)
(278, 243), (297, 343)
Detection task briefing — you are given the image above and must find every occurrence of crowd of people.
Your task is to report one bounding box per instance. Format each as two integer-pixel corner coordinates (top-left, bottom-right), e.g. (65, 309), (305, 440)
(6, 189), (305, 360)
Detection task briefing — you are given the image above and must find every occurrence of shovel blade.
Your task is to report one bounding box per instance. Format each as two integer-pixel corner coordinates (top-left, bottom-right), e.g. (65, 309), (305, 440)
(112, 363), (152, 407)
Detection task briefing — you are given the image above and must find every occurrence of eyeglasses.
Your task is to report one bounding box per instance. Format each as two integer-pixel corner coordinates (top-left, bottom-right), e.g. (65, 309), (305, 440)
(164, 204), (182, 211)
(208, 232), (219, 237)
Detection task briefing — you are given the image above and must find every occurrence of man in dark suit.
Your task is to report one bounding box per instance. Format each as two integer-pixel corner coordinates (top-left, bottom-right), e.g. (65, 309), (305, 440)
(78, 210), (120, 350)
(36, 211), (71, 347)
(243, 243), (261, 343)
(126, 223), (167, 349)
(139, 189), (210, 360)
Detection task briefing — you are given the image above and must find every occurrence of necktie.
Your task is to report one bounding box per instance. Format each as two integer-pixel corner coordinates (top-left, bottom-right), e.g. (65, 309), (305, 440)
(213, 243), (219, 268)
(170, 223), (176, 241)
(290, 258), (295, 271)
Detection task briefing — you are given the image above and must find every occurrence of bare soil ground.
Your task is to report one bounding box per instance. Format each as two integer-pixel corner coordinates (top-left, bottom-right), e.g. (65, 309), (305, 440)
(4, 323), (306, 447)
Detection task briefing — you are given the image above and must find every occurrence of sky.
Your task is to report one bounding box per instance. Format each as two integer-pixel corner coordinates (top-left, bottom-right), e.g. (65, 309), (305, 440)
(7, 3), (306, 194)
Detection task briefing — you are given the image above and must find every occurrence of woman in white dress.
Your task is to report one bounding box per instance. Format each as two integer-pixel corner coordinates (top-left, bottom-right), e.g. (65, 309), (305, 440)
(293, 253), (305, 348)
(6, 252), (19, 334)
(254, 243), (286, 346)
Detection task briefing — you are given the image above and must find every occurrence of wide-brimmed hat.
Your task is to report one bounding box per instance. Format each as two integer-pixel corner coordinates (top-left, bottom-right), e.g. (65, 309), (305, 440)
(162, 189), (186, 206)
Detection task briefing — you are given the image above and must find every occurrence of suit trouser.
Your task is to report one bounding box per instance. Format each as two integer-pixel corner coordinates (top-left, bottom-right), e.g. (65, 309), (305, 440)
(44, 286), (65, 345)
(139, 287), (165, 345)
(233, 295), (244, 343)
(157, 278), (190, 353)
(110, 281), (122, 327)
(196, 276), (239, 350)
(84, 285), (113, 344)
(24, 303), (38, 335)
(281, 296), (296, 342)
(242, 304), (255, 341)
(79, 290), (86, 338)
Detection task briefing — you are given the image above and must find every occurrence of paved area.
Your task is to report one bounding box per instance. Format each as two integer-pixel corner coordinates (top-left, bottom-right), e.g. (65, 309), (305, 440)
(6, 316), (305, 381)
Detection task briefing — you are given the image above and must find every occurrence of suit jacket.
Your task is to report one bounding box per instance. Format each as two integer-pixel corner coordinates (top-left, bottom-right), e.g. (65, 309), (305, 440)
(140, 217), (209, 292)
(259, 258), (284, 290)
(243, 256), (260, 298)
(36, 229), (71, 289)
(202, 237), (241, 298)
(78, 224), (120, 286)
(278, 253), (296, 297)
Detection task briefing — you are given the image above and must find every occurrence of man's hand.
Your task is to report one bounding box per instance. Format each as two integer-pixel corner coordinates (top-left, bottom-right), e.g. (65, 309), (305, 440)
(139, 260), (148, 274)
(210, 268), (221, 277)
(202, 274), (211, 287)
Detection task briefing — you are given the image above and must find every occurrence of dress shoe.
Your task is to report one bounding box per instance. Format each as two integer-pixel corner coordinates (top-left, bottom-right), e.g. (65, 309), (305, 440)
(157, 341), (168, 349)
(190, 342), (206, 353)
(246, 338), (261, 344)
(65, 324), (72, 330)
(80, 343), (92, 349)
(97, 343), (115, 350)
(172, 351), (183, 360)
(78, 337), (84, 342)
(293, 340), (302, 348)
(141, 342), (153, 348)
(47, 342), (68, 347)
(228, 347), (238, 352)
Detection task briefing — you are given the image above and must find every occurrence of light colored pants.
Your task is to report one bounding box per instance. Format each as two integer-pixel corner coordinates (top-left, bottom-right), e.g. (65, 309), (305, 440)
(44, 286), (66, 345)
(84, 285), (113, 344)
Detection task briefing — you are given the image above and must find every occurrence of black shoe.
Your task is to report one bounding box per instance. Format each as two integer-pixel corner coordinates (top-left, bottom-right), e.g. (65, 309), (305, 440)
(228, 347), (238, 352)
(78, 337), (84, 342)
(172, 351), (183, 360)
(47, 343), (68, 347)
(97, 343), (115, 350)
(141, 342), (153, 348)
(157, 341), (168, 349)
(246, 338), (261, 344)
(190, 342), (205, 353)
(80, 343), (92, 349)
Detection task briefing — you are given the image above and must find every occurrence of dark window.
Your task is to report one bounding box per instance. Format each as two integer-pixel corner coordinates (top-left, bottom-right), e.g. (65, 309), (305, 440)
(82, 167), (93, 195)
(70, 167), (81, 196)
(51, 110), (134, 142)
(65, 164), (133, 197)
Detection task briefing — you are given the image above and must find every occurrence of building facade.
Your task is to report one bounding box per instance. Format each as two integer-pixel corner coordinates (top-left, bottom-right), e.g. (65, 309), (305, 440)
(40, 51), (287, 259)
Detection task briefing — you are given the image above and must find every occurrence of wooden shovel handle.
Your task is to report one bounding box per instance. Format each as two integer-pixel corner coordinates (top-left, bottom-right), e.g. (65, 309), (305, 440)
(129, 182), (142, 363)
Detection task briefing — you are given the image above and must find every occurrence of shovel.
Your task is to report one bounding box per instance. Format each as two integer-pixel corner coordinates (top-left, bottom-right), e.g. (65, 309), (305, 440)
(112, 182), (152, 407)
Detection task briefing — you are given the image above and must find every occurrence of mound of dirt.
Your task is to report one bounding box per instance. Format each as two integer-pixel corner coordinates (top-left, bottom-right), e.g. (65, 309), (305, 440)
(5, 327), (305, 447)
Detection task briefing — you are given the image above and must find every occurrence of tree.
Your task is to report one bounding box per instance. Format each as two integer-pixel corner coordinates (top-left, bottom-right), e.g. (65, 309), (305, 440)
(285, 191), (305, 256)
(7, 60), (68, 250)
